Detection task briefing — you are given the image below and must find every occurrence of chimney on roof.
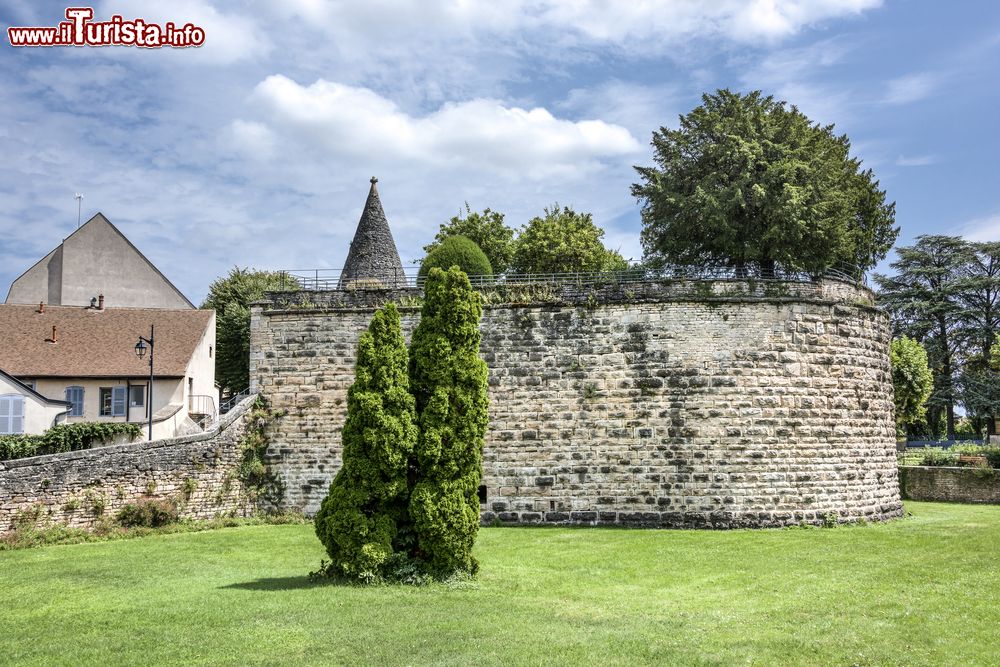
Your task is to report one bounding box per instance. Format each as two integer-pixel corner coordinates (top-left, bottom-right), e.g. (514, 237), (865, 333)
(38, 302), (44, 313)
(98, 294), (105, 310)
(47, 325), (58, 343)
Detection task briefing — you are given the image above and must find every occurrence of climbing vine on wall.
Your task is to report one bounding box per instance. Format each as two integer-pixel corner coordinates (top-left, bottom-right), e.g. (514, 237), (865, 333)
(235, 397), (285, 505)
(0, 423), (143, 461)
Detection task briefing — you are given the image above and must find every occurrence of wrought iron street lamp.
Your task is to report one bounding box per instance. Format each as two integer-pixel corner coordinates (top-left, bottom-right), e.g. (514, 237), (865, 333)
(134, 324), (154, 440)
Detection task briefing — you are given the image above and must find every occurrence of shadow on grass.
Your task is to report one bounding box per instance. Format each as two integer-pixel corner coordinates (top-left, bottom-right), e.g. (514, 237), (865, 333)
(221, 576), (332, 591)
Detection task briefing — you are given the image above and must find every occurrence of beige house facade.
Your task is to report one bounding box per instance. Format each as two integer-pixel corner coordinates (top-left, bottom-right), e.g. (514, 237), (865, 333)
(0, 304), (217, 441)
(0, 369), (72, 436)
(5, 213), (194, 310)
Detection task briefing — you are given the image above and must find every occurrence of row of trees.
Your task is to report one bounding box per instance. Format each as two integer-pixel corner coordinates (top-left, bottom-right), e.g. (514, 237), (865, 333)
(422, 204), (627, 276)
(314, 267), (489, 581)
(877, 237), (1000, 439)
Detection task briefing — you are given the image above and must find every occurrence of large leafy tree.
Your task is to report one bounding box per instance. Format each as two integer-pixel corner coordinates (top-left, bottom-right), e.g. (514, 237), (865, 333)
(314, 303), (418, 582)
(956, 242), (1000, 363)
(202, 268), (294, 394)
(632, 89), (897, 275)
(425, 204), (516, 274)
(408, 267), (489, 576)
(889, 336), (934, 438)
(510, 205), (628, 275)
(876, 236), (973, 440)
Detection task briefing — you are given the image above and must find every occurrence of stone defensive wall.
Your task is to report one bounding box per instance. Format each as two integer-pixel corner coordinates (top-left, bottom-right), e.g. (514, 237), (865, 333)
(250, 277), (903, 528)
(0, 395), (258, 533)
(899, 466), (1000, 504)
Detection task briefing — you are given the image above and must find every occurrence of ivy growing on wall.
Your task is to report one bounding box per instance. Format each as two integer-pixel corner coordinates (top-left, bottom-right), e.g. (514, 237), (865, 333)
(235, 397), (285, 505)
(0, 422), (143, 461)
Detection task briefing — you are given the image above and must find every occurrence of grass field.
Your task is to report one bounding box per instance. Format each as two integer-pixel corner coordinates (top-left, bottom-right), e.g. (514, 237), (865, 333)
(2, 501), (999, 666)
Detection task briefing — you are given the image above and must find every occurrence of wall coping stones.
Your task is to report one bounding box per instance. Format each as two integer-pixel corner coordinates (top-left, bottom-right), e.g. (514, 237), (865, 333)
(0, 393), (257, 472)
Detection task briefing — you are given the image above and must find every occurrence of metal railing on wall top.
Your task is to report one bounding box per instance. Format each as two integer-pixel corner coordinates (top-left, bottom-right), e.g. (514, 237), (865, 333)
(274, 263), (866, 293)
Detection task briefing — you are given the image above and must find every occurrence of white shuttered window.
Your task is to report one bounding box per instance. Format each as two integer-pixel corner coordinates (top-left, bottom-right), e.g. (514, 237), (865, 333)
(0, 395), (25, 434)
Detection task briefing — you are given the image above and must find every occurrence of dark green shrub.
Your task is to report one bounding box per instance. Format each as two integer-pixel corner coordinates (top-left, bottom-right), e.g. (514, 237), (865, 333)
(116, 498), (179, 528)
(419, 236), (493, 280)
(314, 303), (418, 582)
(408, 267), (489, 577)
(984, 447), (1000, 469)
(920, 449), (959, 467)
(0, 435), (40, 460)
(0, 423), (142, 461)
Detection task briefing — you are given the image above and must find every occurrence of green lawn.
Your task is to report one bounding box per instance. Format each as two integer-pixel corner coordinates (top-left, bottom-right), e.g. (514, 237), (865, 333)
(2, 502), (999, 666)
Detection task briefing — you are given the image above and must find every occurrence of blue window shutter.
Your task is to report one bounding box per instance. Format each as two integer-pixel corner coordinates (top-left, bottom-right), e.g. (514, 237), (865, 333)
(11, 396), (23, 434)
(66, 386), (84, 416)
(112, 386), (126, 417)
(0, 397), (10, 434)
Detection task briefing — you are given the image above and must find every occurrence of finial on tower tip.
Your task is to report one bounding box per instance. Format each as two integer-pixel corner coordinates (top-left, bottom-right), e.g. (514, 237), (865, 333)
(370, 176), (378, 184)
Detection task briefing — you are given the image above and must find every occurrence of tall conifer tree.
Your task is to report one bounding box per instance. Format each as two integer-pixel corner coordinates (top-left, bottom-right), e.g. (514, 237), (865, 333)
(407, 267), (489, 576)
(314, 303), (417, 581)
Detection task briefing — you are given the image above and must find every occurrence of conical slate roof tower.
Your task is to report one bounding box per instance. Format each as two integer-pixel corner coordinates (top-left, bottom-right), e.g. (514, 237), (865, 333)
(339, 177), (406, 288)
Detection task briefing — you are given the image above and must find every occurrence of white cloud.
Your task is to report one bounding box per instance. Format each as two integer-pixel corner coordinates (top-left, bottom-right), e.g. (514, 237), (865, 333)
(274, 0), (882, 49)
(883, 72), (937, 105)
(560, 80), (681, 140)
(961, 214), (1000, 242)
(895, 154), (936, 167)
(738, 39), (855, 125)
(244, 75), (641, 178)
(96, 0), (269, 65)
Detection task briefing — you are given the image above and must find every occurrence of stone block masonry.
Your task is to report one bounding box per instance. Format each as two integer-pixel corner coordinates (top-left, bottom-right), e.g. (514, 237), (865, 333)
(899, 466), (1000, 504)
(0, 395), (258, 533)
(251, 278), (903, 528)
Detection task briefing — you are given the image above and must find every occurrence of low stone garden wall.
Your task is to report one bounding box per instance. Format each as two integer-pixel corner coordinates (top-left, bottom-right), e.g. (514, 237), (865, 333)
(898, 466), (1000, 504)
(0, 395), (259, 533)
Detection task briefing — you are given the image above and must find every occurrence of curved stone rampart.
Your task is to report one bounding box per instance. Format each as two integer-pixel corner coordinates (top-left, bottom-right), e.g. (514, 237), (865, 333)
(250, 279), (901, 527)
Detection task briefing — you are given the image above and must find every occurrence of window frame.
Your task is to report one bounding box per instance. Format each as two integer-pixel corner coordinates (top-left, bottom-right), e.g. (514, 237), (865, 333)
(129, 385), (145, 408)
(65, 386), (84, 417)
(0, 394), (25, 435)
(99, 387), (127, 417)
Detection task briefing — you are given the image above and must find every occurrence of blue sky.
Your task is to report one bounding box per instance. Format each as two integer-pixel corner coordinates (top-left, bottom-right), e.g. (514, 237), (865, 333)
(1, 1), (998, 305)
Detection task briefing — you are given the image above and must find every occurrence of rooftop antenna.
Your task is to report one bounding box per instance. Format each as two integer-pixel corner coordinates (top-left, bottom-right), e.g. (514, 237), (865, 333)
(74, 193), (83, 227)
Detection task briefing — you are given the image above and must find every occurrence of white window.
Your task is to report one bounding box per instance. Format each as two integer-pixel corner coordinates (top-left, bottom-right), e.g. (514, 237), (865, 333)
(0, 395), (25, 435)
(65, 386), (84, 417)
(99, 387), (127, 417)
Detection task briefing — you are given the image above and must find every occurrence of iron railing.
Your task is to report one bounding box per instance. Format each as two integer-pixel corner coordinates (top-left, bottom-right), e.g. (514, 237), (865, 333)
(220, 388), (251, 415)
(274, 263), (866, 293)
(188, 394), (217, 421)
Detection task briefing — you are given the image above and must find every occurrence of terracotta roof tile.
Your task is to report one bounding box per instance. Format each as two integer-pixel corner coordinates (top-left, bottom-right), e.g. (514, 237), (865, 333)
(0, 304), (213, 378)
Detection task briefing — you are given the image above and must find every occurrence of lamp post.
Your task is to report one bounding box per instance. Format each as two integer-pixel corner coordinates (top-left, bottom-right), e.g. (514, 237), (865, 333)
(134, 324), (154, 440)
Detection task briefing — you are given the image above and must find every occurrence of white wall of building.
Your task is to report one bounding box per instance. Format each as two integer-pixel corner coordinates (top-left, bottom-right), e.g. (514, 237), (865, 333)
(0, 373), (70, 435)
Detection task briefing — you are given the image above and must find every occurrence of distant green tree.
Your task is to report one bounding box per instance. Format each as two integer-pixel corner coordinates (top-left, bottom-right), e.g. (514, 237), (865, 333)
(632, 89), (897, 275)
(202, 268), (293, 393)
(511, 205), (628, 275)
(876, 236), (972, 440)
(314, 303), (418, 582)
(419, 235), (493, 279)
(408, 267), (489, 577)
(957, 242), (1000, 365)
(425, 204), (515, 274)
(889, 337), (934, 438)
